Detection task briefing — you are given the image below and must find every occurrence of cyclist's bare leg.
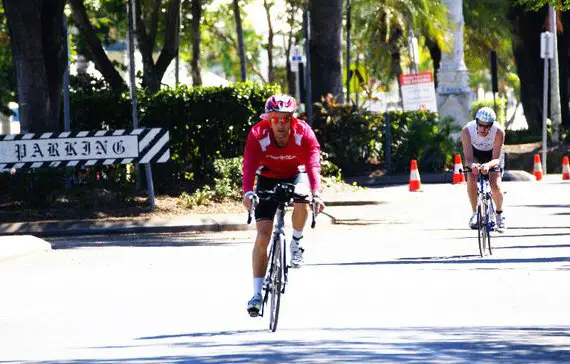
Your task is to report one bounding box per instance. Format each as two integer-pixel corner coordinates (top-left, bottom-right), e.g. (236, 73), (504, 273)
(253, 220), (273, 277)
(489, 172), (503, 211)
(467, 172), (478, 212)
(292, 202), (309, 230)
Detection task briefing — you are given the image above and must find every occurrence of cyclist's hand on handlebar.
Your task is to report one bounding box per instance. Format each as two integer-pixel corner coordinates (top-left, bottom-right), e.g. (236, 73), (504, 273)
(480, 163), (490, 175)
(470, 163), (481, 176)
(312, 194), (326, 215)
(242, 191), (257, 211)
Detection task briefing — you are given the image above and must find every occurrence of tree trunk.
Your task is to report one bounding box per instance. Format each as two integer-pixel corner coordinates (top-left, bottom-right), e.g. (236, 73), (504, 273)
(68, 0), (126, 93)
(264, 0), (275, 84)
(508, 5), (545, 133)
(425, 38), (441, 88)
(286, 39), (295, 96)
(309, 0), (343, 103)
(191, 0), (202, 86)
(2, 0), (66, 133)
(559, 11), (570, 129)
(233, 0), (247, 81)
(133, 0), (181, 92)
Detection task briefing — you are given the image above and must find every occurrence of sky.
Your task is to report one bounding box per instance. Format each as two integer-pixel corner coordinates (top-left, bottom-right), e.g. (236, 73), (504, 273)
(209, 0), (289, 36)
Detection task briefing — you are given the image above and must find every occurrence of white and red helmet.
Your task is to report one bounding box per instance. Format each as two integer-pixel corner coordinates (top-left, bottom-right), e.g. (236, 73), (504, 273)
(261, 94), (297, 119)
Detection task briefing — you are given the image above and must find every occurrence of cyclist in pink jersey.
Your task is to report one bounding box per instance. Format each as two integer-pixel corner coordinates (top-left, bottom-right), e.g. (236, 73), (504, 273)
(242, 94), (325, 317)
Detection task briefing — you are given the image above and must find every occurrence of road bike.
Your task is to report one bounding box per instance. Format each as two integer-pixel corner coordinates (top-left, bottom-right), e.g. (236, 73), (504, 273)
(247, 182), (317, 332)
(465, 166), (500, 257)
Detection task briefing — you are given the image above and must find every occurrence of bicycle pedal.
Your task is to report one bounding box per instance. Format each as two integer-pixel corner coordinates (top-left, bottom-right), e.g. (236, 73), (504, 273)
(247, 309), (260, 318)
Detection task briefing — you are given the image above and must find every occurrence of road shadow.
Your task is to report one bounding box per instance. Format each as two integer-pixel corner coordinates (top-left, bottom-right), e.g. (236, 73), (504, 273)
(428, 226), (570, 231)
(454, 232), (570, 239)
(5, 327), (570, 363)
(496, 244), (570, 250)
(307, 255), (570, 267)
(47, 232), (250, 250)
(511, 204), (570, 208)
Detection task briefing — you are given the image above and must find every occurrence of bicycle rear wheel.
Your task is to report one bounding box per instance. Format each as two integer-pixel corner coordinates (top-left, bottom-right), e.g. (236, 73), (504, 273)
(269, 236), (283, 332)
(477, 206), (485, 257)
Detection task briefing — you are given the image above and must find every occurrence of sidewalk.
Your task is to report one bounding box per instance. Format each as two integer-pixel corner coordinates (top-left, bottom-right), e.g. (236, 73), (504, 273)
(0, 170), (536, 238)
(0, 169), (539, 262)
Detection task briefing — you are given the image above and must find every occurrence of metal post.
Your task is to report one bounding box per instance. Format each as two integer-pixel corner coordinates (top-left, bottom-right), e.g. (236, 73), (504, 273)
(127, 0), (155, 208)
(384, 112), (392, 173)
(304, 10), (312, 125)
(63, 17), (71, 132)
(549, 6), (561, 143)
(355, 53), (359, 107)
(345, 0), (351, 103)
(542, 56), (549, 175)
(295, 67), (301, 102)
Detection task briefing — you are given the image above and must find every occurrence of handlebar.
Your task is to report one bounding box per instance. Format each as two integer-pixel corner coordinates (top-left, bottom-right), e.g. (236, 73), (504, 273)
(464, 165), (501, 173)
(246, 182), (319, 228)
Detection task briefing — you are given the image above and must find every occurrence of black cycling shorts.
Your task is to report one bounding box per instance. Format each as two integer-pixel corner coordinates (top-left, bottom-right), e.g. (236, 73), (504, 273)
(472, 147), (493, 164)
(255, 172), (310, 222)
(472, 147), (504, 173)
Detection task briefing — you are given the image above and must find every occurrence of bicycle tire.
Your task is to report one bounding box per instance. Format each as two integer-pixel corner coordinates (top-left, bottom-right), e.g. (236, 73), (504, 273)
(477, 205), (485, 257)
(269, 235), (283, 332)
(485, 200), (493, 256)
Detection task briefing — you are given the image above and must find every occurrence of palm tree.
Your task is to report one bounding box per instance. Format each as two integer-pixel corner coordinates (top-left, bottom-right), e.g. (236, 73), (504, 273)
(350, 0), (449, 91)
(309, 0), (343, 103)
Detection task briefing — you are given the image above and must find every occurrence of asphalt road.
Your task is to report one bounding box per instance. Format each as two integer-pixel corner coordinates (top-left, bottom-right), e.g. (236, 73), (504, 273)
(1, 179), (569, 363)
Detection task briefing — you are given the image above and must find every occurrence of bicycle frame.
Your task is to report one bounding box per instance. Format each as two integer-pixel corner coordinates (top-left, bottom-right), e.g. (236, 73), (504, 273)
(477, 173), (496, 234)
(247, 182), (317, 332)
(475, 171), (497, 257)
(260, 201), (288, 330)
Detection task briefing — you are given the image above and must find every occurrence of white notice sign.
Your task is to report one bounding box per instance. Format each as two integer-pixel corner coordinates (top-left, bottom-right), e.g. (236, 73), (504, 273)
(399, 72), (438, 113)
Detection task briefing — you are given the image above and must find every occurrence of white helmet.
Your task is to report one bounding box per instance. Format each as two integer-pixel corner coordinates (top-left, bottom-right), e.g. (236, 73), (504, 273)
(475, 106), (496, 125)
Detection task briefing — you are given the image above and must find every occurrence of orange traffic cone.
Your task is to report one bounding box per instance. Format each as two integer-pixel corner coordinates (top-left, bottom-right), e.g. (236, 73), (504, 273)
(562, 156), (570, 180)
(533, 154), (543, 181)
(409, 159), (421, 191)
(452, 154), (466, 184)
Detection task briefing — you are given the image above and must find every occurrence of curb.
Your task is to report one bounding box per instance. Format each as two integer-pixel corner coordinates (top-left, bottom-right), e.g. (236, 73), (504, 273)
(345, 169), (536, 186)
(0, 218), (254, 238)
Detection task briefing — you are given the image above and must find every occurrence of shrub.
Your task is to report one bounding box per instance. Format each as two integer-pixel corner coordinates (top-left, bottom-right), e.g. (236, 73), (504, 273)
(388, 112), (460, 172)
(178, 157), (243, 208)
(312, 95), (383, 175)
(312, 97), (459, 174)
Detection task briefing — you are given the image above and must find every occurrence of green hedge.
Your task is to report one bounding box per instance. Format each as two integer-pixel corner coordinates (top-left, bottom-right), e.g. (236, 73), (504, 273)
(312, 96), (460, 174)
(3, 80), (462, 207)
(66, 81), (279, 193)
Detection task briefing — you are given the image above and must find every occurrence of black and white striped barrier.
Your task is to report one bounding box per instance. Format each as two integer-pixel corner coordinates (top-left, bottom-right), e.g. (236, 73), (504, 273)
(0, 128), (169, 171)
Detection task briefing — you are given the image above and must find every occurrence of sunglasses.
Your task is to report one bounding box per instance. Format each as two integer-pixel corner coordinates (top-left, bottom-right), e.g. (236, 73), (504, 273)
(269, 116), (293, 124)
(476, 122), (492, 129)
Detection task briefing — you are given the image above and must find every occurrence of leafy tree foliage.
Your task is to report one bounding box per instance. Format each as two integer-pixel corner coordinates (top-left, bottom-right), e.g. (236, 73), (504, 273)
(0, 5), (16, 114)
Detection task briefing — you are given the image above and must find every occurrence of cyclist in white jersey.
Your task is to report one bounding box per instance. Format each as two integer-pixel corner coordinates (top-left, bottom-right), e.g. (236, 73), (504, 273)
(461, 106), (506, 231)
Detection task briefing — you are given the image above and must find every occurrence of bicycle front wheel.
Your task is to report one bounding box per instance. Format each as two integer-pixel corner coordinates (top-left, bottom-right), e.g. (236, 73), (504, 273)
(477, 206), (485, 257)
(485, 202), (492, 255)
(269, 235), (283, 332)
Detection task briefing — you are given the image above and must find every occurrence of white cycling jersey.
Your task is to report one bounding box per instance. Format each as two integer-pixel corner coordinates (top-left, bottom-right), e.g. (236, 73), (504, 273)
(466, 120), (502, 151)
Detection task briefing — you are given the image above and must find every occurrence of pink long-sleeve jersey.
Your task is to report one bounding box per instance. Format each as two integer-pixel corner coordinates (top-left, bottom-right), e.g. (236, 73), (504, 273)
(242, 118), (321, 193)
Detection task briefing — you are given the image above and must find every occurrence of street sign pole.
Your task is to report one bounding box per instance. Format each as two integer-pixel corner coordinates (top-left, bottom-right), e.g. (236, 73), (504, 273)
(541, 31), (553, 175)
(127, 0), (155, 208)
(62, 17), (71, 132)
(290, 45), (305, 111)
